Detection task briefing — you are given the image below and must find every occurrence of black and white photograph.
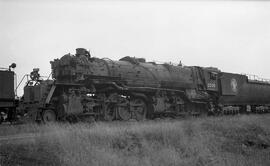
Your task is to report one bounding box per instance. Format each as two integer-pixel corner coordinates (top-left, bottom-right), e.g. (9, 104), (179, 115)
(0, 0), (270, 165)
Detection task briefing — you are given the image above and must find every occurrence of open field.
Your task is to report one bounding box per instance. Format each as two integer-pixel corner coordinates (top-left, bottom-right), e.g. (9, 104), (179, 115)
(0, 115), (270, 166)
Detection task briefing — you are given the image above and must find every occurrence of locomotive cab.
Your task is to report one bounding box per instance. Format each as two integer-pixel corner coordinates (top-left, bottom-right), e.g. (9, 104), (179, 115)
(203, 67), (219, 92)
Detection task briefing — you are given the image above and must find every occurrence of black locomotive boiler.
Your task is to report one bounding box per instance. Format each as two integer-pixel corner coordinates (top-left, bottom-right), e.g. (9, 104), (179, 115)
(1, 48), (270, 123)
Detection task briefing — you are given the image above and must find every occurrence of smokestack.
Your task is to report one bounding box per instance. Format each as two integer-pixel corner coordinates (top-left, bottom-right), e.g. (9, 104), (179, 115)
(76, 48), (91, 59)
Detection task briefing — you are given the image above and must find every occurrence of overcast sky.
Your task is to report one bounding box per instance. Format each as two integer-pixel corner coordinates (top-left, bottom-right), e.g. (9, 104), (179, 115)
(1, 0), (270, 95)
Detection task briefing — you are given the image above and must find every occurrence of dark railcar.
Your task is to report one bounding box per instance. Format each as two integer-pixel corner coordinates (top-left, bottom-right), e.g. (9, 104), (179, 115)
(0, 70), (15, 101)
(219, 72), (270, 105)
(0, 69), (16, 123)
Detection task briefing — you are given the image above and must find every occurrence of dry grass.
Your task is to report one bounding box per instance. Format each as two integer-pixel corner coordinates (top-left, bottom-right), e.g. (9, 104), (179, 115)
(1, 115), (270, 166)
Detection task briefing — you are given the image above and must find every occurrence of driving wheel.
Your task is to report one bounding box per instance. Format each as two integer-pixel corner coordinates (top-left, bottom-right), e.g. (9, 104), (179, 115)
(104, 103), (115, 121)
(42, 109), (56, 123)
(118, 105), (132, 121)
(131, 98), (147, 121)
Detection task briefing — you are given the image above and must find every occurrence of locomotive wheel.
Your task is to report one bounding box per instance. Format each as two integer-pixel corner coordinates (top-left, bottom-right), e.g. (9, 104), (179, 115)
(42, 109), (56, 123)
(104, 103), (115, 121)
(118, 106), (132, 121)
(131, 98), (147, 121)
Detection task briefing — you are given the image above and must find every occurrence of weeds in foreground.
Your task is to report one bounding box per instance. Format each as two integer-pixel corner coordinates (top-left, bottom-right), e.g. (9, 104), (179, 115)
(0, 115), (270, 166)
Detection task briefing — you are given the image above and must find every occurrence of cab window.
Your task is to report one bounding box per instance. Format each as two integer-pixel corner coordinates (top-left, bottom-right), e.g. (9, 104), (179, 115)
(209, 72), (217, 80)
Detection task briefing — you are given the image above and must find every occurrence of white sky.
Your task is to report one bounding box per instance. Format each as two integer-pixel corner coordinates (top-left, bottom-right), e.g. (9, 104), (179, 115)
(1, 0), (270, 95)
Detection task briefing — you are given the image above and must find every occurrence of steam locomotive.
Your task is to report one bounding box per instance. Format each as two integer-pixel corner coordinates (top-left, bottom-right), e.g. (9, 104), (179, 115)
(1, 48), (270, 123)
